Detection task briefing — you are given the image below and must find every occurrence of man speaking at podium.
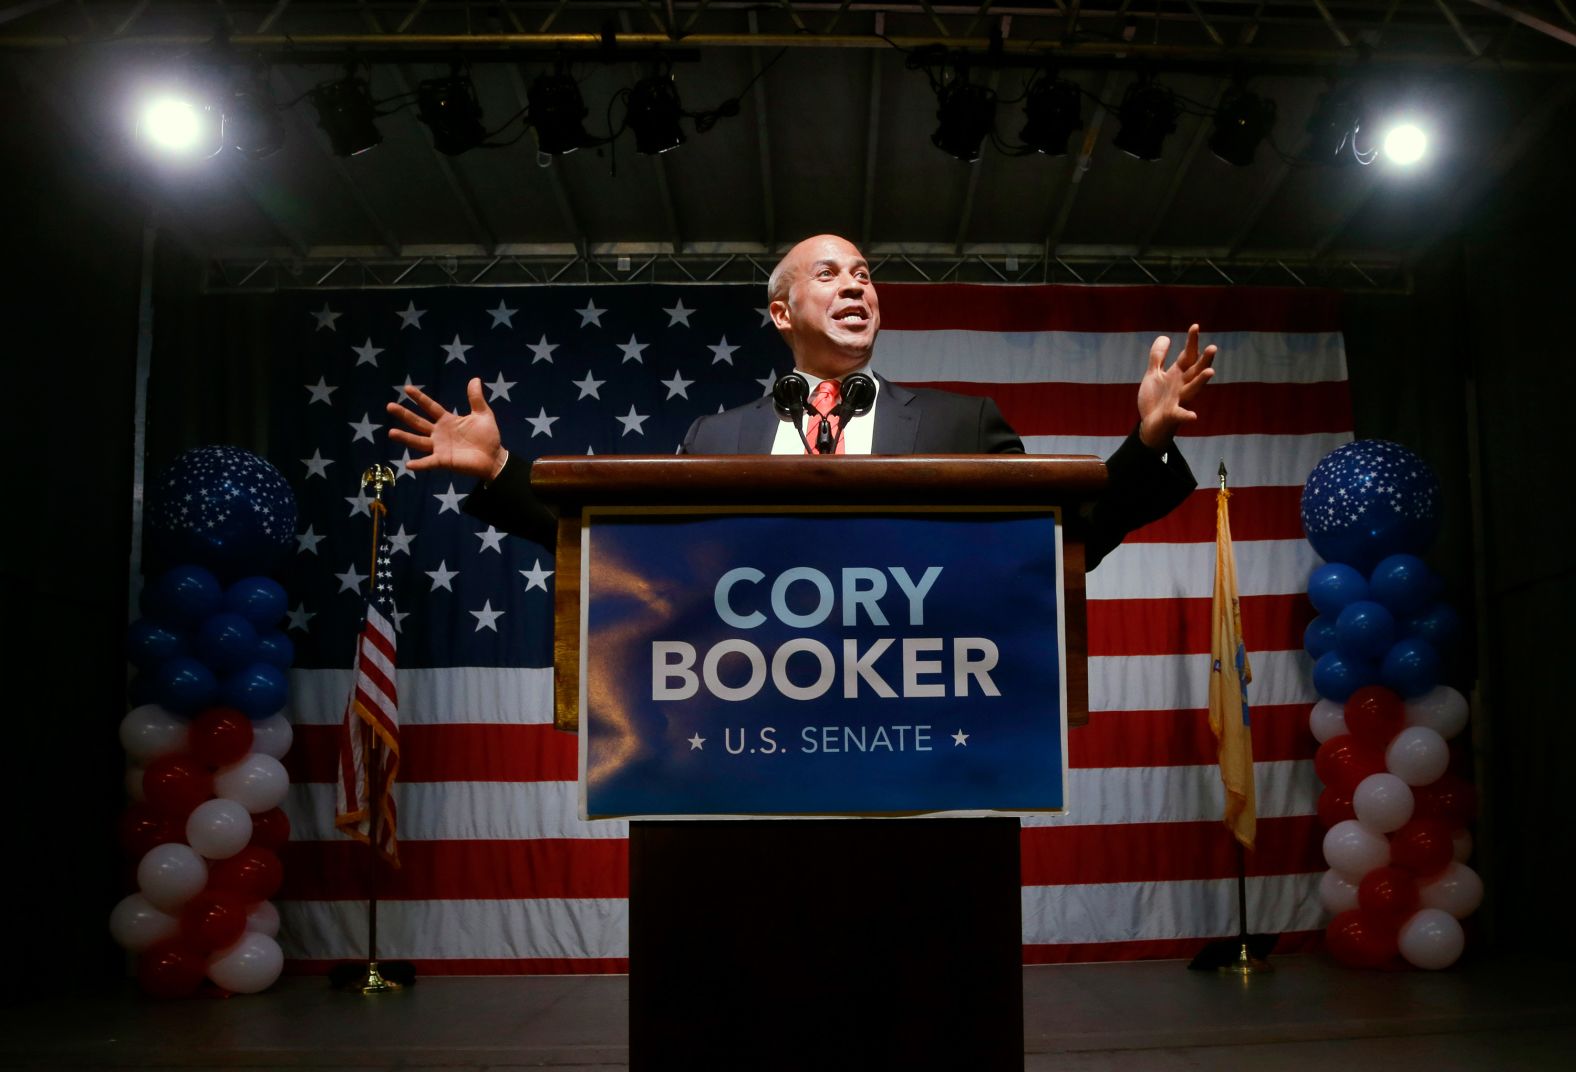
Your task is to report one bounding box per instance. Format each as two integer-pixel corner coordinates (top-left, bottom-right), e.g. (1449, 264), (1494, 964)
(386, 233), (1215, 566)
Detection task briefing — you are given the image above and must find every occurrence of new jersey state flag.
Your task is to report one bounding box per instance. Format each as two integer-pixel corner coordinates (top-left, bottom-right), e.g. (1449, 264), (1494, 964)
(1209, 484), (1256, 849)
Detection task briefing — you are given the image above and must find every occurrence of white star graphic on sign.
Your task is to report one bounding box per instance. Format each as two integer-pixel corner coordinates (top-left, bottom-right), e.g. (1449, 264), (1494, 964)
(475, 526), (506, 553)
(296, 526), (325, 555)
(756, 373), (776, 396)
(347, 413), (378, 443)
(519, 559), (554, 591)
(688, 733), (706, 750)
(528, 334), (558, 363)
(576, 299), (606, 327)
(345, 490), (373, 516)
(434, 483), (466, 515)
(470, 599), (504, 632)
(301, 450), (334, 479)
(709, 336), (740, 364)
(526, 407), (558, 437)
(286, 603), (316, 631)
(571, 371), (605, 400)
(952, 730), (969, 747)
(661, 371), (695, 399)
(618, 335), (650, 364)
(617, 405), (650, 436)
(484, 373), (517, 402)
(311, 304), (341, 331)
(758, 307), (773, 327)
(353, 338), (383, 366)
(386, 525), (416, 555)
(442, 334), (473, 364)
(335, 564), (369, 594)
(396, 301), (426, 330)
(664, 299), (695, 327)
(487, 300), (518, 328)
(392, 450), (416, 481)
(391, 376), (424, 402)
(426, 560), (459, 591)
(305, 376), (336, 405)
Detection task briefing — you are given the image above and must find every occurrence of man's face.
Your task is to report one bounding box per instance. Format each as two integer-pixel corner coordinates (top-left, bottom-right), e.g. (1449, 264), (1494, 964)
(770, 235), (881, 379)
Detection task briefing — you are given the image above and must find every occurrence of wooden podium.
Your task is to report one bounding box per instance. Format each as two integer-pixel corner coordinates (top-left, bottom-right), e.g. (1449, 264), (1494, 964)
(533, 454), (1106, 1071)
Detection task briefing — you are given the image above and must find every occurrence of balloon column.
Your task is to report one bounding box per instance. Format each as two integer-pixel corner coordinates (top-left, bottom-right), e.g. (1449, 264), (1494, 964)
(111, 447), (297, 997)
(1302, 440), (1480, 971)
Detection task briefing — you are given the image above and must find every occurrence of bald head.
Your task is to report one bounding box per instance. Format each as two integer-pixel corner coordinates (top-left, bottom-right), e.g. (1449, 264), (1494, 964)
(766, 234), (881, 379)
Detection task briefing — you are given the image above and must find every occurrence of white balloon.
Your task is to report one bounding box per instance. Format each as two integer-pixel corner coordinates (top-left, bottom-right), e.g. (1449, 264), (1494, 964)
(108, 893), (179, 952)
(186, 798), (254, 860)
(1309, 698), (1349, 744)
(1419, 862), (1484, 919)
(249, 714), (294, 760)
(214, 753), (290, 814)
(1404, 685), (1469, 740)
(1322, 819), (1390, 878)
(1452, 828), (1474, 864)
(119, 705), (191, 764)
(207, 932), (284, 994)
(246, 900), (280, 938)
(1352, 772), (1415, 833)
(137, 843), (208, 912)
(1318, 869), (1359, 915)
(125, 765), (146, 803)
(1397, 908), (1465, 970)
(1385, 725), (1450, 786)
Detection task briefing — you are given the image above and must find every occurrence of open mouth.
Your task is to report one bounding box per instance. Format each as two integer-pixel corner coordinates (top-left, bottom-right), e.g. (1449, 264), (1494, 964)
(832, 307), (870, 324)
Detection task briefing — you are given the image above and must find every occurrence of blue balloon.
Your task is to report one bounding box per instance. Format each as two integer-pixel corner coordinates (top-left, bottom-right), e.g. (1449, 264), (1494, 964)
(1300, 440), (1442, 573)
(1312, 650), (1379, 702)
(193, 612), (260, 675)
(1303, 614), (1339, 659)
(146, 446), (298, 580)
(224, 576), (289, 628)
(1308, 563), (1369, 616)
(144, 565), (223, 629)
(223, 662), (290, 720)
(1405, 602), (1462, 655)
(1381, 637), (1441, 698)
(154, 656), (219, 715)
(253, 630), (295, 670)
(1334, 600), (1396, 661)
(126, 618), (188, 670)
(1369, 554), (1435, 617)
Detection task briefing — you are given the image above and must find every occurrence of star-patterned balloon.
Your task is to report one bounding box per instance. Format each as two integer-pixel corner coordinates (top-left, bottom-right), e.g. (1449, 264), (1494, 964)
(147, 446), (298, 580)
(1300, 439), (1441, 573)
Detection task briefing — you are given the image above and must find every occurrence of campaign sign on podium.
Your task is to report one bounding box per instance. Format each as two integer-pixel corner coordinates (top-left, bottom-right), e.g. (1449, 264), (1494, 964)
(577, 506), (1069, 818)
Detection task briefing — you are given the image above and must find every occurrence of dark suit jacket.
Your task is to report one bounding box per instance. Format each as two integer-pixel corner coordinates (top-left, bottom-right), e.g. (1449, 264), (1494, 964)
(467, 375), (1196, 569)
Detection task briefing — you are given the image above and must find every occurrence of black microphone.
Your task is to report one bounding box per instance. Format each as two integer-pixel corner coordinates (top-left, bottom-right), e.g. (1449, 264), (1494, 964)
(827, 372), (876, 451)
(771, 372), (815, 454)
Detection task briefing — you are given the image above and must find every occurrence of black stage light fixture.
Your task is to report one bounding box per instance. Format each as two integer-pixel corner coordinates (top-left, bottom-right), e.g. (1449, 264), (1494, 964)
(224, 72), (285, 159)
(529, 72), (590, 155)
(1304, 85), (1365, 164)
(418, 72), (487, 156)
(1209, 86), (1276, 167)
(1113, 79), (1180, 161)
(931, 78), (997, 163)
(626, 72), (686, 155)
(1019, 76), (1083, 156)
(309, 73), (382, 157)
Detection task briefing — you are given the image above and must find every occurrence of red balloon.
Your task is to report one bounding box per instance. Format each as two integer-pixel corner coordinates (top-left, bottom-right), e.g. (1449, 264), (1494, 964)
(189, 707), (255, 768)
(142, 755), (214, 820)
(1344, 686), (1405, 746)
(1313, 734), (1386, 794)
(118, 803), (181, 859)
(1325, 909), (1400, 969)
(136, 938), (208, 999)
(1390, 818), (1454, 878)
(1412, 773), (1478, 828)
(1316, 786), (1356, 830)
(1358, 866), (1420, 923)
(209, 846), (283, 901)
(249, 808), (292, 852)
(179, 891), (249, 952)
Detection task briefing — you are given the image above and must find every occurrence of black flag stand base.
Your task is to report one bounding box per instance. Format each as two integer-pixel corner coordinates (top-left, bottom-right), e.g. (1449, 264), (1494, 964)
(330, 959), (416, 992)
(1188, 842), (1278, 974)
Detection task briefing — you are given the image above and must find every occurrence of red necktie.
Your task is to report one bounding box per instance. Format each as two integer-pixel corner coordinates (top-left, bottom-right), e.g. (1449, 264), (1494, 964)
(807, 379), (843, 454)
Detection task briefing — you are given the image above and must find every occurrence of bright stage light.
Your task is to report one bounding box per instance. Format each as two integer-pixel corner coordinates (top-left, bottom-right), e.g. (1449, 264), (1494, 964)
(1382, 122), (1427, 165)
(141, 96), (213, 154)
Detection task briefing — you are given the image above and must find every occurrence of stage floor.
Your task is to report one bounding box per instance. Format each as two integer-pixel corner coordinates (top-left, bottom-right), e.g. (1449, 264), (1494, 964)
(1, 953), (1572, 1070)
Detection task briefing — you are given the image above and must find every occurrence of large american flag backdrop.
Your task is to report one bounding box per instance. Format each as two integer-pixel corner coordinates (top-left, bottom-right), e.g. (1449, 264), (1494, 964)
(269, 282), (1351, 973)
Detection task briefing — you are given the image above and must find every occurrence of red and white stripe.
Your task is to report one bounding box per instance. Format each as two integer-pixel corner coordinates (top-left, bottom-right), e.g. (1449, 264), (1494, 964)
(334, 600), (401, 863)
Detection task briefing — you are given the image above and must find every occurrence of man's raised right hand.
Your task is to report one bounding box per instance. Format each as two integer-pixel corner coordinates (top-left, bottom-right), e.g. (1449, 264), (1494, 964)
(386, 377), (508, 481)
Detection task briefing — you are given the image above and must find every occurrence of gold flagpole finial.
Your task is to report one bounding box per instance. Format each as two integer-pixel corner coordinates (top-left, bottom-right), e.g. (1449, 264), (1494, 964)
(361, 464), (397, 502)
(1218, 459), (1228, 491)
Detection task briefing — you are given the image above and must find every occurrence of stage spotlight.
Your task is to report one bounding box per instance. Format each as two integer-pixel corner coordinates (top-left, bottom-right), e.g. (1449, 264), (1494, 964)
(626, 73), (686, 155)
(529, 72), (590, 155)
(1208, 86), (1276, 166)
(1019, 76), (1082, 156)
(418, 72), (487, 156)
(224, 75), (284, 159)
(1304, 86), (1365, 164)
(139, 95), (222, 157)
(309, 74), (382, 157)
(931, 79), (997, 163)
(1382, 122), (1427, 165)
(1112, 80), (1179, 161)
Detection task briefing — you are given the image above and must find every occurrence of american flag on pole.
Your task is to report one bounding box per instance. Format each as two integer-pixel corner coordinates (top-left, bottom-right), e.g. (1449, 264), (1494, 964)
(270, 281), (1350, 973)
